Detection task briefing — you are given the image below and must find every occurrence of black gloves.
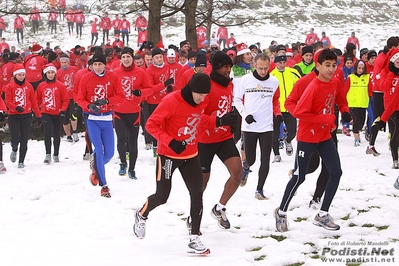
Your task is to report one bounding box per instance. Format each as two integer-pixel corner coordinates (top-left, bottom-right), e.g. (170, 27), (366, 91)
(60, 111), (66, 118)
(276, 115), (284, 124)
(132, 89), (141, 96)
(166, 85), (173, 92)
(373, 116), (386, 131)
(164, 78), (174, 87)
(88, 103), (101, 114)
(72, 103), (79, 117)
(169, 139), (187, 154)
(93, 99), (108, 106)
(342, 112), (352, 123)
(216, 111), (238, 127)
(16, 106), (24, 113)
(139, 41), (148, 51)
(245, 114), (257, 124)
(0, 112), (4, 122)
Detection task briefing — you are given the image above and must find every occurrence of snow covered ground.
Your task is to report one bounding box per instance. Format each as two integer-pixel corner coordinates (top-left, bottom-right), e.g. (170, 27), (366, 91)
(1, 128), (399, 265)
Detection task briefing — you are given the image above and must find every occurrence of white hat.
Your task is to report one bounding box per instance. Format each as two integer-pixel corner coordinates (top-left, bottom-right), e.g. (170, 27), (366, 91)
(167, 49), (176, 57)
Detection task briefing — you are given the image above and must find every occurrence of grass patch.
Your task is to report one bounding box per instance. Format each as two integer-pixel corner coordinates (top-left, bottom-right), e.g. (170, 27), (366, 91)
(250, 247), (262, 252)
(341, 214), (350, 220)
(310, 254), (320, 259)
(253, 235), (268, 239)
(349, 223), (357, 227)
(176, 213), (184, 216)
(294, 217), (308, 222)
(369, 206), (381, 209)
(234, 226), (241, 230)
(357, 209), (369, 214)
(333, 235), (341, 239)
(270, 234), (287, 242)
(304, 242), (315, 247)
(376, 225), (389, 231)
(255, 255), (266, 261)
(362, 223), (374, 228)
(285, 262), (304, 266)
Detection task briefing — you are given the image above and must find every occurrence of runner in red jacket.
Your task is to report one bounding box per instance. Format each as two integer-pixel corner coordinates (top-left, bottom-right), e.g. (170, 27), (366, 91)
(133, 73), (212, 255)
(112, 47), (154, 179)
(24, 43), (47, 90)
(36, 63), (69, 163)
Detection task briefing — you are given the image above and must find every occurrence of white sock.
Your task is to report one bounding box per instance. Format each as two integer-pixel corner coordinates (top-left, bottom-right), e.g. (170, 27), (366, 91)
(277, 209), (286, 217)
(190, 234), (199, 241)
(216, 203), (225, 211)
(318, 210), (328, 217)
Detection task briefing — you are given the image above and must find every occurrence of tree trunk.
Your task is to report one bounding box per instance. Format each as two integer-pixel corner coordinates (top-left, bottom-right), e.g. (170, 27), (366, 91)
(147, 0), (163, 45)
(184, 0), (198, 49)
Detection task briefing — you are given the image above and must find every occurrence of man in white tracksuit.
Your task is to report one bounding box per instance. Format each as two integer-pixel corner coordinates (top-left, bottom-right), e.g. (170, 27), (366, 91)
(234, 53), (282, 200)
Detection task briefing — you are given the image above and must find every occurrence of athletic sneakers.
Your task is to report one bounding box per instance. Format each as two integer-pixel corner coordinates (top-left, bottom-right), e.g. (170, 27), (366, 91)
(366, 146), (380, 156)
(145, 143), (152, 150)
(393, 161), (399, 169)
(255, 190), (268, 200)
(101, 186), (111, 198)
(89, 158), (99, 186)
(274, 208), (288, 232)
(188, 235), (210, 254)
(354, 139), (360, 147)
(18, 163), (25, 169)
(364, 128), (371, 142)
(285, 141), (293, 156)
(133, 209), (147, 239)
(119, 163), (127, 176)
(53, 155), (60, 163)
(0, 162), (7, 173)
(342, 125), (351, 136)
(272, 155), (281, 163)
(128, 170), (137, 180)
(10, 151), (17, 163)
(309, 198), (321, 210)
(313, 213), (340, 230)
(72, 133), (79, 142)
(66, 136), (73, 143)
(83, 153), (91, 161)
(210, 205), (230, 229)
(240, 168), (250, 187)
(44, 154), (51, 164)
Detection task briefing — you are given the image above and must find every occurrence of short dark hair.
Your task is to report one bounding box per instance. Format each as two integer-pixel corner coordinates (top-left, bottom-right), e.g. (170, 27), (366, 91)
(317, 49), (337, 64)
(387, 36), (399, 49)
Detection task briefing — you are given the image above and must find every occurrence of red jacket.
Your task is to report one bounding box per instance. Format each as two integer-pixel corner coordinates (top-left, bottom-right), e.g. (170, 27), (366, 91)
(24, 54), (48, 83)
(346, 37), (360, 50)
(112, 18), (121, 30)
(5, 80), (41, 117)
(76, 71), (125, 113)
(146, 90), (208, 159)
(197, 79), (233, 144)
(293, 77), (349, 143)
(57, 66), (78, 99)
(14, 16), (25, 30)
(74, 12), (85, 24)
(36, 80), (69, 115)
(1, 62), (16, 89)
(120, 19), (130, 32)
(305, 33), (319, 45)
(112, 65), (154, 114)
(65, 10), (74, 22)
(134, 16), (147, 29)
(100, 17), (111, 30)
(30, 8), (40, 21)
(381, 72), (399, 122)
(145, 63), (172, 104)
(48, 11), (58, 22)
(73, 68), (90, 100)
(217, 26), (228, 39)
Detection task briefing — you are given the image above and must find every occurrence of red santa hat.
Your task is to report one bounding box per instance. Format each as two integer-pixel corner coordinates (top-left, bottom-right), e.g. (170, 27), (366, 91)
(236, 43), (250, 56)
(286, 48), (293, 57)
(31, 43), (43, 54)
(313, 48), (323, 64)
(43, 63), (57, 74)
(115, 34), (120, 39)
(389, 48), (399, 63)
(13, 64), (26, 76)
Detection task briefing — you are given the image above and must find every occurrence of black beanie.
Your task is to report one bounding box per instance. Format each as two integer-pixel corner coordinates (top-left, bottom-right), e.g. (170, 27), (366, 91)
(302, 46), (313, 56)
(274, 55), (287, 63)
(367, 50), (377, 60)
(47, 51), (57, 63)
(211, 51), (233, 70)
(92, 52), (106, 65)
(121, 47), (134, 57)
(360, 48), (369, 58)
(189, 73), (211, 94)
(9, 52), (20, 61)
(195, 54), (207, 67)
(152, 48), (163, 57)
(276, 44), (286, 52)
